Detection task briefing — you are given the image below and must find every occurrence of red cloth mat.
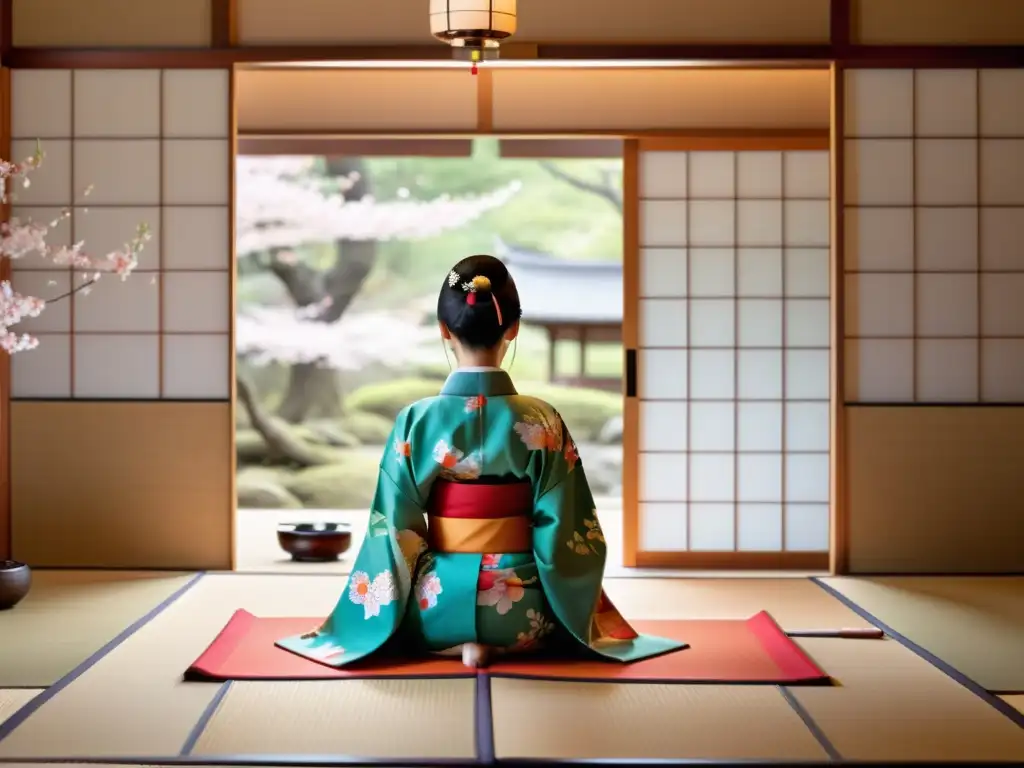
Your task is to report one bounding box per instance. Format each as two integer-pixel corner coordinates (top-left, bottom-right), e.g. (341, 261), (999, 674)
(184, 610), (830, 685)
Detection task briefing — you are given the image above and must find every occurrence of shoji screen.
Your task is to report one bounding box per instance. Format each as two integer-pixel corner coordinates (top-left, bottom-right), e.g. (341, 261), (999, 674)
(844, 69), (1024, 403)
(628, 142), (831, 568)
(9, 69), (232, 401)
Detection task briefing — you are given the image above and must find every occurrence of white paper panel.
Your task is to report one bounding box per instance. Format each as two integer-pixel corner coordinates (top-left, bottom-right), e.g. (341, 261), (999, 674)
(639, 453), (687, 502)
(916, 207), (978, 272)
(689, 299), (734, 347)
(689, 455), (734, 503)
(10, 207), (72, 270)
(737, 200), (783, 247)
(783, 151), (829, 198)
(736, 152), (782, 198)
(73, 271), (160, 333)
(689, 152), (735, 198)
(980, 274), (1024, 336)
(844, 139), (914, 206)
(981, 339), (1024, 402)
(980, 207), (1024, 271)
(844, 273), (914, 337)
(979, 69), (1024, 137)
(785, 504), (829, 551)
(738, 299), (783, 348)
(639, 503), (688, 552)
(163, 272), (231, 333)
(737, 504), (783, 551)
(11, 139), (72, 206)
(163, 207), (231, 270)
(641, 200), (687, 247)
(785, 299), (830, 347)
(915, 70), (978, 137)
(737, 349), (783, 399)
(688, 200), (735, 247)
(737, 401), (783, 452)
(844, 207), (915, 272)
(784, 200), (830, 246)
(11, 70), (72, 138)
(74, 334), (160, 398)
(844, 69), (914, 138)
(639, 349), (687, 400)
(689, 503), (735, 551)
(10, 333), (72, 398)
(8, 272), (71, 333)
(163, 140), (231, 205)
(640, 402), (688, 452)
(915, 139), (978, 206)
(163, 70), (231, 138)
(785, 350), (829, 400)
(980, 140), (1024, 205)
(737, 454), (782, 503)
(917, 339), (979, 402)
(785, 249), (830, 297)
(639, 298), (687, 347)
(689, 248), (734, 296)
(916, 273), (978, 337)
(74, 206), (162, 271)
(689, 401), (734, 451)
(689, 349), (735, 400)
(163, 334), (231, 399)
(785, 402), (830, 452)
(640, 151), (687, 199)
(845, 338), (914, 402)
(737, 248), (783, 296)
(74, 139), (160, 205)
(784, 453), (829, 503)
(74, 70), (161, 137)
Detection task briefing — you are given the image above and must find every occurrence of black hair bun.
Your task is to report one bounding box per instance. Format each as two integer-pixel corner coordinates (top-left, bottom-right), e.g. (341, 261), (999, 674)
(437, 254), (523, 350)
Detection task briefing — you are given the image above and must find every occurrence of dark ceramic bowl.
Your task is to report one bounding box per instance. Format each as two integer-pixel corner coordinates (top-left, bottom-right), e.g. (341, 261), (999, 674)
(277, 523), (353, 562)
(0, 560), (31, 610)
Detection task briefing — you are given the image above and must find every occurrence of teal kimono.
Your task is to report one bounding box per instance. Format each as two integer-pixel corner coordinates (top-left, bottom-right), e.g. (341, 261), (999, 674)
(277, 368), (684, 665)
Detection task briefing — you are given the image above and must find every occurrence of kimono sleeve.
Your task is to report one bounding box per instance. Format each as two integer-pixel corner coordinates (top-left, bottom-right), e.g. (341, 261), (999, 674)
(275, 412), (430, 668)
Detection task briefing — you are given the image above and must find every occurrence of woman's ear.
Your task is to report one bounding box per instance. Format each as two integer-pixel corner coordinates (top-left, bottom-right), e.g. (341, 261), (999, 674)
(439, 322), (452, 341)
(505, 320), (520, 342)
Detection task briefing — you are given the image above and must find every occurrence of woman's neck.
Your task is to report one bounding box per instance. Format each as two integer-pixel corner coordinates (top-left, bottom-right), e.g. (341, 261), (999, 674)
(455, 349), (502, 369)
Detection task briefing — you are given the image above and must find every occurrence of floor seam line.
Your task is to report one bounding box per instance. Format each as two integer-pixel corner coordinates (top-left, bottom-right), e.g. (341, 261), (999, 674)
(179, 679), (233, 756)
(0, 571), (207, 746)
(776, 684), (842, 762)
(810, 576), (1024, 728)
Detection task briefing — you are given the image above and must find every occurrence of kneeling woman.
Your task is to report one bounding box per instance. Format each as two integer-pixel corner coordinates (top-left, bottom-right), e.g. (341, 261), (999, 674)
(277, 255), (683, 668)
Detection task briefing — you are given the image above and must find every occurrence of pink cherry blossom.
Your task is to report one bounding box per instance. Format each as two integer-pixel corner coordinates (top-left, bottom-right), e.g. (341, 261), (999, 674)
(0, 142), (150, 354)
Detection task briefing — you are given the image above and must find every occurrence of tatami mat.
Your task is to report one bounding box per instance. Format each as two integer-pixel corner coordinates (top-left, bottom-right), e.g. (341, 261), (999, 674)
(0, 690), (41, 728)
(492, 678), (825, 760)
(604, 577), (870, 628)
(791, 637), (1024, 762)
(191, 679), (475, 758)
(0, 570), (197, 687)
(0, 574), (858, 759)
(821, 576), (1024, 692)
(1002, 695), (1024, 714)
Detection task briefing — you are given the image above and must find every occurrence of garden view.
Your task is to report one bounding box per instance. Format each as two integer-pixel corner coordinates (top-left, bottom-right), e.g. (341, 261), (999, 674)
(235, 139), (625, 520)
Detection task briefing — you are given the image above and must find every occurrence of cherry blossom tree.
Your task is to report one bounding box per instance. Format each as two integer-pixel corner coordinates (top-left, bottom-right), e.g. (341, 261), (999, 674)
(236, 155), (520, 423)
(0, 144), (150, 354)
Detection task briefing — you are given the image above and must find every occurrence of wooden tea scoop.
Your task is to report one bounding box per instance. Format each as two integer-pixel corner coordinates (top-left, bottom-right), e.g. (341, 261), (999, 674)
(787, 628), (884, 639)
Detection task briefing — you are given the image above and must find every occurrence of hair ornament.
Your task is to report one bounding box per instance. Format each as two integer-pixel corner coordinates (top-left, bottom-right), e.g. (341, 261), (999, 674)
(447, 270), (460, 288)
(458, 273), (502, 325)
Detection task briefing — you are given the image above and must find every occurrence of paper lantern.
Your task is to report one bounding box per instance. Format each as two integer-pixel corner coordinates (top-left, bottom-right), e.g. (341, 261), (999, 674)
(429, 0), (517, 62)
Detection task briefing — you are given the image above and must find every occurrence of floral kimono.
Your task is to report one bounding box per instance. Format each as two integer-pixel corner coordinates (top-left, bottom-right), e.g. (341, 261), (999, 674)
(277, 368), (685, 665)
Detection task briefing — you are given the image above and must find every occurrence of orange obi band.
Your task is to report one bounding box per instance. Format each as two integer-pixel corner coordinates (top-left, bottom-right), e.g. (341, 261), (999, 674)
(426, 480), (533, 554)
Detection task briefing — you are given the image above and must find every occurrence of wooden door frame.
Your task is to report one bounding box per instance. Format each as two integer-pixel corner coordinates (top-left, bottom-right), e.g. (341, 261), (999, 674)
(621, 133), (834, 572)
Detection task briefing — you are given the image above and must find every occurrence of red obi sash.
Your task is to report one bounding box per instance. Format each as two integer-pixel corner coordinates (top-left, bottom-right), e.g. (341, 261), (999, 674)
(426, 480), (532, 554)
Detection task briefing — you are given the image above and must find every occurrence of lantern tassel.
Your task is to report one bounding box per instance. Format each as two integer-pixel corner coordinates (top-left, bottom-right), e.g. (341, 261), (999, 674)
(471, 62), (478, 75)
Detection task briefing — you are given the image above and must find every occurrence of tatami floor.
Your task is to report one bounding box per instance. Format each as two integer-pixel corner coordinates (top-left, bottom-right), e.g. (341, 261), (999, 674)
(1, 570), (1022, 765)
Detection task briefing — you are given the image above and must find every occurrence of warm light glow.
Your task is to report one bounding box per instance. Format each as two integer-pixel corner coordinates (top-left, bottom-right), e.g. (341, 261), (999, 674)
(242, 60), (786, 71)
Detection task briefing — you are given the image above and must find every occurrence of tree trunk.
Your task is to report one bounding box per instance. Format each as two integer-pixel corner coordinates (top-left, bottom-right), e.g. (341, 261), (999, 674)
(272, 156), (379, 423)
